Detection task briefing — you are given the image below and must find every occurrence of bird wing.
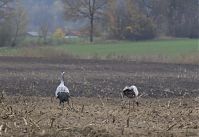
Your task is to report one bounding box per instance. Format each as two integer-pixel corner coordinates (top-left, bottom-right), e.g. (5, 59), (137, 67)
(123, 89), (136, 98)
(55, 85), (69, 97)
(123, 86), (129, 91)
(129, 85), (139, 96)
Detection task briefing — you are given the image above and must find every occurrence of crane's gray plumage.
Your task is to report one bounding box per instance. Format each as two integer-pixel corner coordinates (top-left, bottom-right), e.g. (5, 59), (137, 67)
(55, 72), (70, 107)
(57, 92), (70, 105)
(121, 85), (139, 106)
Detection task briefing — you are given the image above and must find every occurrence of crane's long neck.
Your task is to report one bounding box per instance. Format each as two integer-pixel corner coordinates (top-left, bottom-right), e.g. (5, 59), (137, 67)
(61, 74), (64, 84)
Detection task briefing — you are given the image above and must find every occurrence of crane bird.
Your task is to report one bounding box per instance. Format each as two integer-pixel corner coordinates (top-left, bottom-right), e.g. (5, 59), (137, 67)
(55, 72), (71, 109)
(121, 85), (139, 110)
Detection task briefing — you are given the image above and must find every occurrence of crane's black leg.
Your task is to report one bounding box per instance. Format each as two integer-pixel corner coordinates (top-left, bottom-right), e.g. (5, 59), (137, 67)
(67, 100), (72, 110)
(135, 97), (139, 107)
(70, 97), (75, 109)
(128, 100), (131, 114)
(59, 100), (61, 106)
(120, 97), (126, 109)
(60, 102), (64, 113)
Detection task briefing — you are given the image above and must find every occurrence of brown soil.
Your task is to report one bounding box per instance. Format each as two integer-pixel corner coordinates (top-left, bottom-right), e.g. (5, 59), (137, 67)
(0, 56), (199, 137)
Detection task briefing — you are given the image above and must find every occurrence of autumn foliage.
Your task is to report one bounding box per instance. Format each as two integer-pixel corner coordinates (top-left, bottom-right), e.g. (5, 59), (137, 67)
(53, 28), (65, 39)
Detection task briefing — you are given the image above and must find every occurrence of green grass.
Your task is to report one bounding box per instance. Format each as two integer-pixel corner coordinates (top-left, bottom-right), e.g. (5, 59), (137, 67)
(0, 39), (198, 63)
(56, 39), (198, 57)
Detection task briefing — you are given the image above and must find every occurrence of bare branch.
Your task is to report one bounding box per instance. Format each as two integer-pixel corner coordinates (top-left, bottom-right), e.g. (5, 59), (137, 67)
(62, 0), (107, 42)
(0, 0), (10, 8)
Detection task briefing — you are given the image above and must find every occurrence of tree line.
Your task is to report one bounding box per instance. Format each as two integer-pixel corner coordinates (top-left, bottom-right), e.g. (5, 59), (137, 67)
(0, 0), (27, 47)
(0, 0), (198, 46)
(63, 0), (198, 41)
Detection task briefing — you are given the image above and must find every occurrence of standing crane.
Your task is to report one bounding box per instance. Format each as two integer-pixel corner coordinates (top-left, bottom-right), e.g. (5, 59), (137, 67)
(121, 85), (139, 110)
(55, 72), (71, 109)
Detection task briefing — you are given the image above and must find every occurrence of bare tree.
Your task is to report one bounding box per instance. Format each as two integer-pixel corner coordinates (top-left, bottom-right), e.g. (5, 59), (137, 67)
(63, 0), (107, 42)
(0, 0), (13, 19)
(0, 0), (15, 47)
(11, 1), (27, 47)
(39, 22), (49, 43)
(35, 5), (52, 43)
(0, 0), (10, 8)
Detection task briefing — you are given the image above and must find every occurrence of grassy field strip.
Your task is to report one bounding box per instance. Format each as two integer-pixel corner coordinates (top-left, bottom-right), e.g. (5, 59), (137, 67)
(57, 39), (198, 57)
(0, 39), (198, 63)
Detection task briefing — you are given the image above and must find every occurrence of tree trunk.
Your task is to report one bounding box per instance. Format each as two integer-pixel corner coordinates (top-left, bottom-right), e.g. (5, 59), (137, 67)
(90, 16), (94, 42)
(89, 0), (95, 42)
(11, 23), (19, 47)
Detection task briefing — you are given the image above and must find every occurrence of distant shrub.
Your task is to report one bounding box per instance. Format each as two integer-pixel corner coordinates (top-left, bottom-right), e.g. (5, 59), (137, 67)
(123, 16), (156, 40)
(53, 28), (65, 39)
